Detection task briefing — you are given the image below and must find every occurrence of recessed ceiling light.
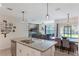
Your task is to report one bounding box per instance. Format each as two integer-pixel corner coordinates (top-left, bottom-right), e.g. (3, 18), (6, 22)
(55, 8), (61, 11)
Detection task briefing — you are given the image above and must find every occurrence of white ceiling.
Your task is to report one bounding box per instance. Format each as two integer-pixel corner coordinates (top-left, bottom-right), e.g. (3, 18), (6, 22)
(1, 3), (79, 20)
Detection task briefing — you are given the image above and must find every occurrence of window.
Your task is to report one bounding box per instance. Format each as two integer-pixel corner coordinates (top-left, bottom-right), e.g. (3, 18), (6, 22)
(63, 25), (79, 38)
(45, 24), (55, 35)
(63, 26), (72, 37)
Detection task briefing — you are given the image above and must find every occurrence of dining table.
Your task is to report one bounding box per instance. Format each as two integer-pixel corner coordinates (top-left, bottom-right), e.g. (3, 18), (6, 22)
(47, 36), (79, 55)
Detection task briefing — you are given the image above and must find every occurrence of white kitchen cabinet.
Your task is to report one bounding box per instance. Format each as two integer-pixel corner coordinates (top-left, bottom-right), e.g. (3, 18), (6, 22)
(16, 43), (41, 56)
(16, 43), (55, 56)
(17, 43), (26, 56)
(41, 46), (55, 56)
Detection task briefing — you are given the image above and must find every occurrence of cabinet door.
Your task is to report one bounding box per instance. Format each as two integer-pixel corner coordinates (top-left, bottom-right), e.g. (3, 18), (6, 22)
(16, 43), (23, 56)
(16, 43), (29, 56)
(16, 43), (41, 56)
(41, 46), (55, 56)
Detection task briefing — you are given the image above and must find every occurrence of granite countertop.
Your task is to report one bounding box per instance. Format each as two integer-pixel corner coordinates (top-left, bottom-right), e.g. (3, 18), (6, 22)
(11, 37), (57, 52)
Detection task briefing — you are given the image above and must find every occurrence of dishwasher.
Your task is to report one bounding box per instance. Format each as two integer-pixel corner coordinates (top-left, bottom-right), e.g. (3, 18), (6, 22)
(11, 40), (16, 56)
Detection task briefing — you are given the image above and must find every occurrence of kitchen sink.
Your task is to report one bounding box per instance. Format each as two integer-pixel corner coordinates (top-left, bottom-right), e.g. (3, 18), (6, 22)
(21, 40), (34, 44)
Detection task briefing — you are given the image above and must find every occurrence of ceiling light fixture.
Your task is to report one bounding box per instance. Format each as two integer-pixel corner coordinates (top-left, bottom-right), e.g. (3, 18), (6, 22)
(22, 10), (24, 21)
(67, 13), (70, 25)
(45, 3), (54, 24)
(55, 8), (61, 11)
(46, 3), (49, 20)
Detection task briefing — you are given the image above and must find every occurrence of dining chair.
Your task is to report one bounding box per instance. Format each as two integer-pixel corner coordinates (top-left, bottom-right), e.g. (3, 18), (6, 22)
(70, 42), (78, 55)
(55, 38), (62, 50)
(62, 39), (71, 54)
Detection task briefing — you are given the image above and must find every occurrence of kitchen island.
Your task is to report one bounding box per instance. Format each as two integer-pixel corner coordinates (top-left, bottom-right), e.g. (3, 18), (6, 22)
(11, 37), (57, 56)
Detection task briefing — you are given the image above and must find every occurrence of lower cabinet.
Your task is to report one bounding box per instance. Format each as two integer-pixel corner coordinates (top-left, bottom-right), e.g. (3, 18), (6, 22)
(16, 43), (55, 56)
(16, 43), (41, 56)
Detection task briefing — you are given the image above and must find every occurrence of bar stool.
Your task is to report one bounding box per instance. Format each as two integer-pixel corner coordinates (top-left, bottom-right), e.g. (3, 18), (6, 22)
(62, 39), (71, 54)
(55, 38), (62, 50)
(70, 42), (78, 55)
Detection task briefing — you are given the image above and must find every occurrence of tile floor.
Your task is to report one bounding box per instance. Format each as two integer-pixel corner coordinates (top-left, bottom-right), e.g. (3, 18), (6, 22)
(0, 48), (11, 56)
(0, 48), (75, 56)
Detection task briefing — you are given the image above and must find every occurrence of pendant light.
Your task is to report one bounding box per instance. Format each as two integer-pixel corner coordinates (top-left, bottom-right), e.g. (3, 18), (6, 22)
(22, 10), (24, 21)
(46, 3), (49, 20)
(43, 3), (54, 24)
(67, 13), (70, 26)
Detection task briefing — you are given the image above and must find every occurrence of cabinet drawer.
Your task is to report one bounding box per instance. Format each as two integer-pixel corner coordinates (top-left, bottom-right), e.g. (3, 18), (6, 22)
(16, 43), (29, 56)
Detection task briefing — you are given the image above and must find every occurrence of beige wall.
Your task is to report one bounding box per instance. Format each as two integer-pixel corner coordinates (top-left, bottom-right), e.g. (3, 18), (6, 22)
(55, 16), (79, 37)
(0, 15), (16, 49)
(0, 15), (29, 49)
